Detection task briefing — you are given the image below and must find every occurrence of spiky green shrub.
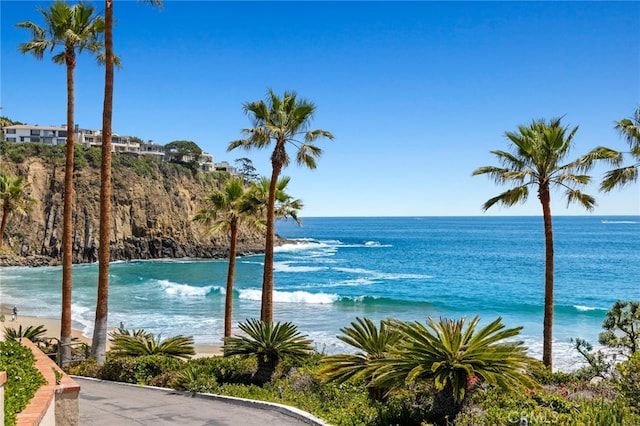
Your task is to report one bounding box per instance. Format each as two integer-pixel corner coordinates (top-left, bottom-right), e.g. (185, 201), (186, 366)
(173, 365), (219, 394)
(370, 316), (539, 424)
(224, 319), (314, 385)
(109, 328), (195, 360)
(320, 317), (399, 401)
(3, 324), (47, 343)
(0, 340), (47, 426)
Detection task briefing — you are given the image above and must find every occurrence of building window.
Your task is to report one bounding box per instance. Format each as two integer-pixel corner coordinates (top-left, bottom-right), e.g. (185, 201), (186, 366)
(6, 129), (16, 134)
(42, 137), (53, 144)
(59, 130), (67, 137)
(7, 138), (16, 142)
(57, 139), (66, 145)
(30, 129), (40, 136)
(30, 137), (40, 142)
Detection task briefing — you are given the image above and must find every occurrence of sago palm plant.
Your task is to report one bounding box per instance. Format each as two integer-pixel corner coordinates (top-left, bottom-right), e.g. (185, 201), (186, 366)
(4, 324), (47, 343)
(371, 316), (538, 424)
(109, 328), (195, 360)
(320, 317), (399, 400)
(224, 319), (313, 385)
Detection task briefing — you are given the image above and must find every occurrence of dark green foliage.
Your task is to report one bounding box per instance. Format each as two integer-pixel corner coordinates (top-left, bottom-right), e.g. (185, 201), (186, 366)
(83, 146), (102, 168)
(184, 356), (255, 385)
(0, 340), (47, 426)
(131, 354), (183, 385)
(109, 328), (195, 360)
(99, 355), (137, 383)
(599, 300), (640, 356)
(224, 319), (314, 385)
(173, 365), (219, 394)
(3, 324), (47, 343)
(616, 352), (640, 413)
(65, 357), (101, 378)
(571, 338), (614, 379)
(320, 317), (399, 401)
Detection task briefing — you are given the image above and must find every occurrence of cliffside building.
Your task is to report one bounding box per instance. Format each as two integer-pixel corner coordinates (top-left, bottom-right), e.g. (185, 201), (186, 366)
(2, 124), (215, 172)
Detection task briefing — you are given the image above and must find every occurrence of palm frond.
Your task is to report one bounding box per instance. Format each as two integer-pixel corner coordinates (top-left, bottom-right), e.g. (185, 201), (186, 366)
(600, 164), (639, 192)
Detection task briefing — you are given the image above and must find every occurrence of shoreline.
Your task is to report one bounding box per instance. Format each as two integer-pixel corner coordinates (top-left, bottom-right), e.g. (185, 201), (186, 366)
(0, 304), (222, 358)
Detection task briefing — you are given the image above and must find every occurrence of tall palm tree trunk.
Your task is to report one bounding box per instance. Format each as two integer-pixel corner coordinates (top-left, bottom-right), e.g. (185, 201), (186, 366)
(540, 184), (554, 369)
(91, 0), (114, 365)
(0, 206), (9, 247)
(60, 47), (76, 366)
(261, 165), (280, 323)
(225, 220), (238, 337)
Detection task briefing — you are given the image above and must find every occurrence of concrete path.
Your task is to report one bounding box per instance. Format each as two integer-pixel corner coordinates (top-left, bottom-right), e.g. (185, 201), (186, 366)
(75, 377), (325, 426)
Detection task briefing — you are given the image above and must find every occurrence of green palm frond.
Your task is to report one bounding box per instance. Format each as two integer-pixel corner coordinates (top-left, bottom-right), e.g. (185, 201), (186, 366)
(482, 186), (529, 211)
(224, 319), (313, 361)
(109, 328), (194, 360)
(369, 316), (537, 403)
(320, 317), (399, 386)
(4, 325), (48, 343)
(601, 164), (639, 192)
(474, 117), (611, 213)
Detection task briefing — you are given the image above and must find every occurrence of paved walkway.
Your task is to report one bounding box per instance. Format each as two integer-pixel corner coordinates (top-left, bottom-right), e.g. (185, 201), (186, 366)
(75, 377), (324, 426)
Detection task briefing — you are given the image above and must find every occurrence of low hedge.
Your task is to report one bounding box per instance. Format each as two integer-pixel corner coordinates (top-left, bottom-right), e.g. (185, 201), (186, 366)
(0, 340), (47, 426)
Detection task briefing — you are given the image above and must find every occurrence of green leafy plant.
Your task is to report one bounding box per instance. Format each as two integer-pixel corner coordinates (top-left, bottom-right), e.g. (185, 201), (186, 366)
(109, 328), (195, 360)
(616, 352), (640, 413)
(599, 300), (640, 356)
(4, 324), (48, 343)
(370, 316), (539, 424)
(224, 319), (314, 385)
(320, 317), (400, 401)
(0, 339), (47, 426)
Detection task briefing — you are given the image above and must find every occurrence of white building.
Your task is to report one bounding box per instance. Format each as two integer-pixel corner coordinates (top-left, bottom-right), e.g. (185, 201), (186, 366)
(2, 124), (140, 154)
(2, 124), (68, 145)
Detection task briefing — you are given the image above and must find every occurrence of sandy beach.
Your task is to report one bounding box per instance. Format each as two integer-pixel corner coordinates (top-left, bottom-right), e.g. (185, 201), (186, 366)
(0, 304), (222, 357)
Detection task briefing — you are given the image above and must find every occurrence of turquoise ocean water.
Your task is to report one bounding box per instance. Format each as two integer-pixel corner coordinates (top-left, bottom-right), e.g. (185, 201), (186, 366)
(1, 216), (638, 370)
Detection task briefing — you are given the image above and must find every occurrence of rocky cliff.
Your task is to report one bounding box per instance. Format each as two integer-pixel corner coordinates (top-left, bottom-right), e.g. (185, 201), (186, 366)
(0, 149), (271, 266)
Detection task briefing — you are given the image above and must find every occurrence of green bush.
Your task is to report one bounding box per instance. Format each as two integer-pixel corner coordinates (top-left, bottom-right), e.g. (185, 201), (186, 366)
(0, 340), (47, 426)
(65, 357), (101, 378)
(99, 355), (137, 383)
(83, 146), (102, 168)
(617, 352), (640, 413)
(173, 365), (219, 394)
(132, 355), (183, 385)
(184, 356), (255, 385)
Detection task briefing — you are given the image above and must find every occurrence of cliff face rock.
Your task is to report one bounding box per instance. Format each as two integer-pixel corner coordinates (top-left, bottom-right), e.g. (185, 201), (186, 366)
(0, 154), (270, 266)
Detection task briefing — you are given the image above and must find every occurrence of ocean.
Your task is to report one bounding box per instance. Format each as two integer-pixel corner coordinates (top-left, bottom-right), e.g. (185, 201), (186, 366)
(1, 216), (638, 371)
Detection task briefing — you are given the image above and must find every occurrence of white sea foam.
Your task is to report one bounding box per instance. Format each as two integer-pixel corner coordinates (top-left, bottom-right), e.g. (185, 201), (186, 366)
(574, 305), (606, 312)
(158, 280), (220, 297)
(238, 288), (339, 304)
(273, 261), (329, 273)
(333, 267), (432, 280)
(71, 303), (95, 337)
(601, 220), (637, 224)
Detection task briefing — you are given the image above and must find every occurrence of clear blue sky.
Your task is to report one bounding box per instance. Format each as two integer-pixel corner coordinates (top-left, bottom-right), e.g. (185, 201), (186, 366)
(2, 1), (639, 217)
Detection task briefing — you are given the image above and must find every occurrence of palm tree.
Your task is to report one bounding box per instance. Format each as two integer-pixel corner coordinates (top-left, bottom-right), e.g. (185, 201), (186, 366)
(0, 173), (36, 248)
(228, 89), (333, 322)
(224, 319), (314, 385)
(92, 0), (162, 366)
(248, 176), (304, 224)
(320, 317), (400, 401)
(17, 1), (104, 366)
(194, 176), (262, 338)
(601, 107), (640, 191)
(473, 117), (616, 370)
(370, 316), (537, 424)
(109, 328), (195, 360)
